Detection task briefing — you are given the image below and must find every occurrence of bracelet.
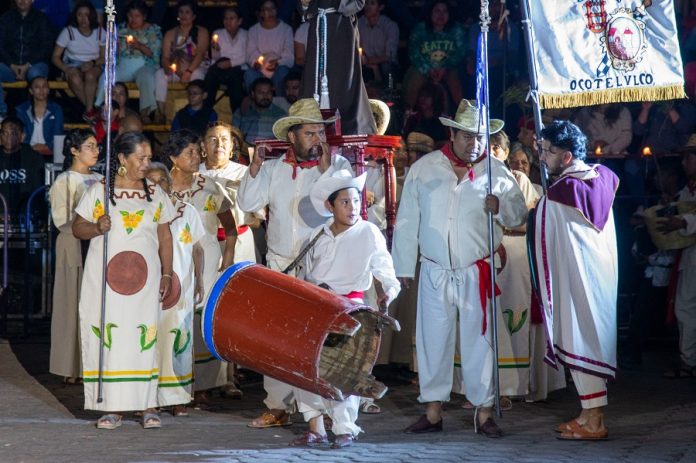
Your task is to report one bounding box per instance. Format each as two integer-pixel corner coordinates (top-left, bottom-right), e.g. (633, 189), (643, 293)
(162, 274), (172, 279)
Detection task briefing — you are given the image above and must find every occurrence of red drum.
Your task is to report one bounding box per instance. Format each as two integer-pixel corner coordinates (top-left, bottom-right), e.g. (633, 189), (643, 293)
(203, 262), (392, 400)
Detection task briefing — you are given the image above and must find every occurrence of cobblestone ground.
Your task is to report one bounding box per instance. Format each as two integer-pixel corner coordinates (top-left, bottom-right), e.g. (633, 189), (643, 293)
(1, 337), (695, 463)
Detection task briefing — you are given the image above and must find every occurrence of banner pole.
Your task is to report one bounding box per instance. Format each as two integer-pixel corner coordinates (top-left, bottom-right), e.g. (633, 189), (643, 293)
(479, 0), (502, 420)
(519, 0), (549, 192)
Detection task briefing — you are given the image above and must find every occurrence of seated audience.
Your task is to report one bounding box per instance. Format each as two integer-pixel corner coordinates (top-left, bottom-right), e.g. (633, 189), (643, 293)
(15, 76), (64, 156)
(156, 0), (210, 119)
(233, 77), (287, 145)
(358, 0), (400, 84)
(205, 5), (248, 113)
(402, 82), (450, 148)
(574, 104), (632, 155)
(0, 0), (55, 117)
(51, 1), (106, 122)
(403, 0), (465, 109)
(244, 0), (294, 96)
(171, 80), (218, 135)
(96, 0), (161, 122)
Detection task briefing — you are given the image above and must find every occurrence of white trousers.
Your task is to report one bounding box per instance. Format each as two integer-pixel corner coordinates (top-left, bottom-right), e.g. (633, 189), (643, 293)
(294, 389), (362, 436)
(570, 369), (608, 409)
(417, 260), (495, 407)
(675, 266), (696, 366)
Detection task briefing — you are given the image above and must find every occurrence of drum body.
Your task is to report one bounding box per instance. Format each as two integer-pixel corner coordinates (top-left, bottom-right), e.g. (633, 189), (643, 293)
(202, 262), (388, 400)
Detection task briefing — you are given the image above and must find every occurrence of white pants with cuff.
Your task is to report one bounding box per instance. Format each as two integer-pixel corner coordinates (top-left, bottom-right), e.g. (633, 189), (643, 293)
(570, 369), (608, 409)
(294, 389), (362, 436)
(417, 260), (495, 408)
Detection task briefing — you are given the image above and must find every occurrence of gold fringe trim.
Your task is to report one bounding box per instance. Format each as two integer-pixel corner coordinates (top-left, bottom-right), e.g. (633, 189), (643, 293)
(539, 85), (686, 109)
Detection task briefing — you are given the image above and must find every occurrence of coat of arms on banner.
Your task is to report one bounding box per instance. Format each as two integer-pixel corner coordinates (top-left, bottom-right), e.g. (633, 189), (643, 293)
(529, 0), (683, 108)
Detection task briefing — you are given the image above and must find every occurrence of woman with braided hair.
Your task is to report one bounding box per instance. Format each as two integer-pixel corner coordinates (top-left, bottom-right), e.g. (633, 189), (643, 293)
(73, 132), (176, 430)
(49, 129), (102, 384)
(160, 129), (238, 408)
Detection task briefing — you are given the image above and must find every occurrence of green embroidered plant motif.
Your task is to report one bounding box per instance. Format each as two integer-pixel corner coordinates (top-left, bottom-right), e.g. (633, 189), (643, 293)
(170, 328), (192, 356)
(91, 323), (118, 349)
(137, 324), (157, 352)
(153, 201), (163, 222)
(120, 209), (145, 234)
(503, 308), (528, 334)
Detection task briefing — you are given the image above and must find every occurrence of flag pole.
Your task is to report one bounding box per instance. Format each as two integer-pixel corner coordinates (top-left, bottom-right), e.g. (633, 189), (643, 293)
(519, 0), (549, 192)
(97, 0), (118, 403)
(479, 0), (502, 419)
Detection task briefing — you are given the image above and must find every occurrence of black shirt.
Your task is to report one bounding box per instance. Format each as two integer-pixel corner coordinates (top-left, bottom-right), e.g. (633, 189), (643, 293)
(0, 145), (47, 225)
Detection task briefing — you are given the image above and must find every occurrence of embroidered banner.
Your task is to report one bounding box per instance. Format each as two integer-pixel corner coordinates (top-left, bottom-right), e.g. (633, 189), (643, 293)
(529, 0), (685, 108)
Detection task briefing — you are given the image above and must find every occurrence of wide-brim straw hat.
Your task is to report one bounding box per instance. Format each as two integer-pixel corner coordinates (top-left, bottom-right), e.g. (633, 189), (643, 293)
(369, 99), (391, 135)
(439, 99), (504, 134)
(310, 169), (367, 217)
(272, 98), (337, 141)
(406, 131), (435, 154)
(675, 133), (696, 154)
(643, 201), (696, 250)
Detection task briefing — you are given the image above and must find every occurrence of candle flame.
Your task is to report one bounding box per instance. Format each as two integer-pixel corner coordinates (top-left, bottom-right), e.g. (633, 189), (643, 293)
(595, 145), (602, 156)
(170, 63), (177, 72)
(642, 146), (652, 156)
(257, 55), (264, 64)
(212, 33), (219, 42)
(126, 35), (134, 43)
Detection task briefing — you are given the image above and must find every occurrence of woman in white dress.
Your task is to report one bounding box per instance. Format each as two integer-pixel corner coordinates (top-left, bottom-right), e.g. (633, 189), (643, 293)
(160, 129), (238, 407)
(146, 162), (205, 417)
(73, 132), (175, 430)
(49, 129), (102, 383)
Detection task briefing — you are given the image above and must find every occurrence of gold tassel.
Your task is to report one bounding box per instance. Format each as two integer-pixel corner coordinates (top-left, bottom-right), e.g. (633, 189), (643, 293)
(539, 85), (687, 109)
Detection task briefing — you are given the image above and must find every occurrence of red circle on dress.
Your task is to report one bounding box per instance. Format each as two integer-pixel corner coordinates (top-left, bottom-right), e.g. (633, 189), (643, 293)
(161, 271), (182, 310)
(106, 251), (148, 295)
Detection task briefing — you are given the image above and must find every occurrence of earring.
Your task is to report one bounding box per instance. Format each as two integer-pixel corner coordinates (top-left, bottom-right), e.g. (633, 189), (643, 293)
(117, 164), (127, 177)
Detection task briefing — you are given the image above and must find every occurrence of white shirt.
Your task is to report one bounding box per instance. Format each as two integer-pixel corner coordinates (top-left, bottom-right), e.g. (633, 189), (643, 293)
(56, 26), (106, 62)
(211, 27), (248, 69)
(393, 151), (528, 277)
(357, 15), (399, 63)
(200, 161), (264, 225)
(573, 106), (633, 155)
(246, 21), (294, 69)
(303, 219), (400, 305)
(365, 162), (386, 230)
(294, 22), (309, 48)
(238, 153), (352, 263)
(29, 113), (46, 146)
(677, 184), (696, 270)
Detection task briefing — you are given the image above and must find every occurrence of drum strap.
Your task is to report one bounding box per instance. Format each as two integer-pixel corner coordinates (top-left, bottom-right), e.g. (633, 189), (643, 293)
(282, 228), (326, 274)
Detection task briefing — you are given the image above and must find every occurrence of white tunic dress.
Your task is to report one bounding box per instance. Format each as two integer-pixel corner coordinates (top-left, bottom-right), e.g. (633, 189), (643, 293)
(49, 171), (102, 378)
(157, 200), (205, 406)
(76, 181), (175, 411)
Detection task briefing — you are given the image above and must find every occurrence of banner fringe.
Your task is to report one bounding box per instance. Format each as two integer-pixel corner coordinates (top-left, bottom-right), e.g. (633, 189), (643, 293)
(539, 85), (687, 109)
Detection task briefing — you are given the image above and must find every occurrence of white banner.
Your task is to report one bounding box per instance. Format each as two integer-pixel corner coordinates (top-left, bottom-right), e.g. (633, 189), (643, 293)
(529, 0), (685, 108)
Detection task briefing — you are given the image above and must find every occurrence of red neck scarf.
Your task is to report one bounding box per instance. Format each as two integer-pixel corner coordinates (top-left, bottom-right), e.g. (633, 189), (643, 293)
(441, 143), (486, 181)
(283, 146), (319, 179)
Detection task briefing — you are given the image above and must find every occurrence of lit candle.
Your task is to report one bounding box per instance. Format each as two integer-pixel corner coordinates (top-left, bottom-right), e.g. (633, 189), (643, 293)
(169, 63), (177, 81)
(642, 146), (652, 157)
(594, 145), (602, 156)
(257, 55), (264, 65)
(126, 35), (134, 44)
(212, 33), (219, 43)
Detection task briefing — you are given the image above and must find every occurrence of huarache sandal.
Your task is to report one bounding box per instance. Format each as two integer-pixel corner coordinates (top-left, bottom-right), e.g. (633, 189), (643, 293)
(289, 431), (329, 447)
(172, 405), (188, 417)
(142, 411), (162, 429)
(96, 414), (122, 430)
(555, 418), (580, 433)
(557, 420), (608, 441)
(248, 411), (293, 428)
(331, 433), (356, 449)
(499, 396), (512, 411)
(359, 400), (381, 414)
(221, 383), (243, 399)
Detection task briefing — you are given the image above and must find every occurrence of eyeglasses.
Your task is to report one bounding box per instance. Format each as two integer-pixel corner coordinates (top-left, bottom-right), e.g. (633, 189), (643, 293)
(82, 143), (102, 152)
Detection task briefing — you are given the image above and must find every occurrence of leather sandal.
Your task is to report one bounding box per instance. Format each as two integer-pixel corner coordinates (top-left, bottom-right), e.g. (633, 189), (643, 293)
(172, 405), (188, 417)
(248, 411), (293, 428)
(403, 414), (443, 433)
(555, 418), (580, 433)
(96, 414), (122, 430)
(359, 400), (381, 414)
(221, 383), (243, 399)
(142, 412), (161, 429)
(557, 419), (608, 441)
(289, 431), (329, 447)
(331, 434), (356, 449)
(476, 417), (503, 438)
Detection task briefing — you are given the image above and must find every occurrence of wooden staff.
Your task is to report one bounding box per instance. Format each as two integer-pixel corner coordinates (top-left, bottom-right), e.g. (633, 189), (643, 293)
(97, 0), (118, 403)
